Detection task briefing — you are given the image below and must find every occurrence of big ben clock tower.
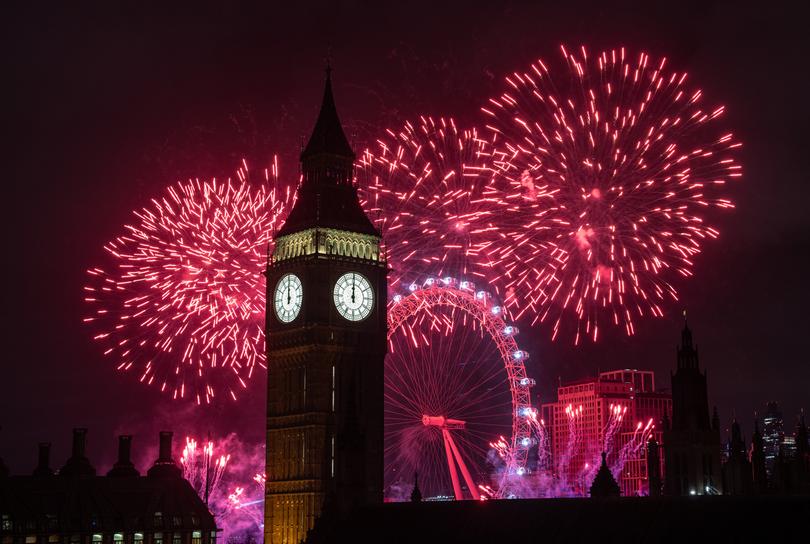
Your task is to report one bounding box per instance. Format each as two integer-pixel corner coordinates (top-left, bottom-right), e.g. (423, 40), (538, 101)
(263, 69), (387, 544)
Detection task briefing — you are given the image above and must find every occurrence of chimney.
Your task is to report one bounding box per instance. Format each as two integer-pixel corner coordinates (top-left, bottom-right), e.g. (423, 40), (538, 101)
(107, 435), (139, 477)
(147, 431), (181, 478)
(59, 428), (96, 477)
(33, 442), (53, 477)
(72, 428), (87, 458)
(158, 431), (172, 461)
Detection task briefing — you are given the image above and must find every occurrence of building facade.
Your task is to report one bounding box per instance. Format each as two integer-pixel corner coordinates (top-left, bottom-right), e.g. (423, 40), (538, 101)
(541, 369), (671, 496)
(0, 430), (216, 544)
(263, 70), (387, 544)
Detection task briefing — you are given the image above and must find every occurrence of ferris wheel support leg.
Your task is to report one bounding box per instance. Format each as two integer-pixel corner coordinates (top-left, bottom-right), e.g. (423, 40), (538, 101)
(445, 429), (481, 501)
(442, 428), (464, 500)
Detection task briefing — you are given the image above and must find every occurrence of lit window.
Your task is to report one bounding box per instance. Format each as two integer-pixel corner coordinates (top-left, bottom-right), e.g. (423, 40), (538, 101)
(153, 533), (163, 544)
(191, 532), (201, 544)
(153, 513), (163, 529)
(92, 535), (103, 543)
(172, 534), (181, 544)
(210, 532), (217, 544)
(48, 537), (59, 543)
(113, 534), (123, 544)
(134, 534), (143, 544)
(25, 537), (36, 544)
(1, 515), (10, 531)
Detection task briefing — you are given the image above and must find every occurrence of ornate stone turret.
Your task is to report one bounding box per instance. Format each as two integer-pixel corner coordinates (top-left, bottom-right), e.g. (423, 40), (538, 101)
(751, 420), (768, 493)
(722, 419), (753, 495)
(590, 452), (620, 498)
(410, 472), (422, 503)
(664, 319), (723, 495)
(647, 438), (662, 497)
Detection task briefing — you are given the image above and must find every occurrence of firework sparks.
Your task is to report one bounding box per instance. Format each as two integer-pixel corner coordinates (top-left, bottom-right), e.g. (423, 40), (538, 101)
(481, 45), (742, 343)
(357, 117), (497, 289)
(83, 159), (293, 404)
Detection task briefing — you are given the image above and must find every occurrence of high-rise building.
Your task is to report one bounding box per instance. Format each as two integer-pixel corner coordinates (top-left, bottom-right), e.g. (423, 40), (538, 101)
(663, 321), (723, 496)
(263, 69), (388, 544)
(762, 401), (784, 477)
(541, 369), (671, 496)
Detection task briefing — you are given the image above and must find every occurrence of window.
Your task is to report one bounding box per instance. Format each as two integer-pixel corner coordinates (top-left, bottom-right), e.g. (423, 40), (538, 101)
(25, 537), (36, 544)
(191, 532), (201, 544)
(153, 513), (163, 529)
(153, 533), (163, 544)
(171, 534), (181, 544)
(172, 517), (181, 529)
(113, 534), (123, 544)
(48, 537), (59, 543)
(209, 533), (217, 544)
(133, 534), (143, 544)
(1, 515), (10, 531)
(92, 535), (102, 544)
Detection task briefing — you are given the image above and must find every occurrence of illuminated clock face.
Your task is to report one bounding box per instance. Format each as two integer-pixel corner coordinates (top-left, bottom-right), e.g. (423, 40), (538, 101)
(274, 273), (303, 323)
(333, 272), (373, 321)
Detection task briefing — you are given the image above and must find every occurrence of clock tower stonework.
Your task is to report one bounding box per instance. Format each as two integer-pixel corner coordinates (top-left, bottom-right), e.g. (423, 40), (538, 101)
(263, 70), (387, 544)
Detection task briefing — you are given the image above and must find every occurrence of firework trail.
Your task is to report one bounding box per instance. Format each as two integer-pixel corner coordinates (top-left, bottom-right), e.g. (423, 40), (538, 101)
(610, 418), (655, 479)
(180, 436), (230, 505)
(84, 159), (293, 404)
(357, 117), (497, 289)
(602, 404), (627, 457)
(481, 45), (742, 343)
(556, 404), (582, 488)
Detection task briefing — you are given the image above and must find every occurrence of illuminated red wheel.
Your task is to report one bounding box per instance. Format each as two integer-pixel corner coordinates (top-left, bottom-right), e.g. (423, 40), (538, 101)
(384, 279), (535, 500)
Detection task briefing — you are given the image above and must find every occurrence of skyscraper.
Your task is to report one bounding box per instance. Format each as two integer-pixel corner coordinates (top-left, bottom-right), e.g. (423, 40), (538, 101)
(663, 321), (723, 496)
(263, 69), (388, 543)
(762, 402), (784, 479)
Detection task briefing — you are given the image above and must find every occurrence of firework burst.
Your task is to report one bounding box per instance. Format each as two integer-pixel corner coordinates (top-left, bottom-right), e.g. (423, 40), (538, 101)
(481, 45), (742, 343)
(357, 116), (497, 289)
(84, 159), (293, 404)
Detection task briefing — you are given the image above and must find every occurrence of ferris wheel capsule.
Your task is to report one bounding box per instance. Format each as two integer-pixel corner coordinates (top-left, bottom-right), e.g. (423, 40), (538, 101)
(393, 294), (402, 303)
(408, 283), (419, 292)
(503, 325), (519, 336)
(424, 277), (435, 286)
(512, 350), (528, 360)
(518, 377), (536, 387)
(476, 290), (487, 301)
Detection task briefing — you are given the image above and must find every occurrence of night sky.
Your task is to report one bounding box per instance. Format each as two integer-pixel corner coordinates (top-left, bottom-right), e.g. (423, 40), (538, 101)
(3, 1), (809, 473)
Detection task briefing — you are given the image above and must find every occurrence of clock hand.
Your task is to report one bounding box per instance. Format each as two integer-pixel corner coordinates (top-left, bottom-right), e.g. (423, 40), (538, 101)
(351, 273), (355, 303)
(287, 283), (290, 305)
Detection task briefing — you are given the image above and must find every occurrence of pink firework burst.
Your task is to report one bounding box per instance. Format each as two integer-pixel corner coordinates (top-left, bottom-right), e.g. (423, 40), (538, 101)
(357, 116), (497, 290)
(480, 45), (742, 343)
(84, 159), (293, 404)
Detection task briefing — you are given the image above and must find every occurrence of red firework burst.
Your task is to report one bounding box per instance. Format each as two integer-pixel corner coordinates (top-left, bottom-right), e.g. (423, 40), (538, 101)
(83, 159), (293, 404)
(357, 116), (497, 289)
(480, 45), (742, 343)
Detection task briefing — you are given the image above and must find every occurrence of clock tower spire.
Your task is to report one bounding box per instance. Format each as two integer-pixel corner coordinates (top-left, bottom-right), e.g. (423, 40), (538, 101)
(264, 68), (387, 544)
